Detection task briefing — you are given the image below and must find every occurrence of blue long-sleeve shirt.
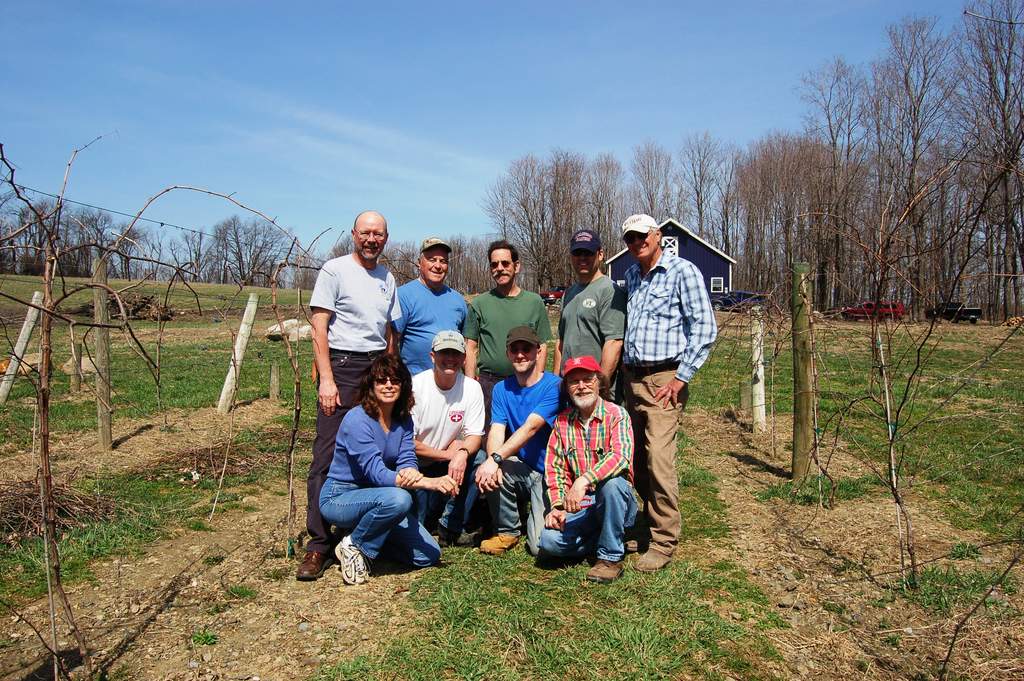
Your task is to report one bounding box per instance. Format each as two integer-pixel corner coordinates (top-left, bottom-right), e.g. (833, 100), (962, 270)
(326, 406), (418, 487)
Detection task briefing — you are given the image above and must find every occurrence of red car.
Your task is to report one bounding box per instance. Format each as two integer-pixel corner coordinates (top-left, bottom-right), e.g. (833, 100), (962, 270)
(540, 286), (568, 306)
(841, 301), (906, 321)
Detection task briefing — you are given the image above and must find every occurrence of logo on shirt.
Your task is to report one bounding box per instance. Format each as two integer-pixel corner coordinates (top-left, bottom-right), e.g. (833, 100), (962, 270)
(449, 410), (464, 423)
(582, 298), (597, 309)
(378, 282), (388, 295)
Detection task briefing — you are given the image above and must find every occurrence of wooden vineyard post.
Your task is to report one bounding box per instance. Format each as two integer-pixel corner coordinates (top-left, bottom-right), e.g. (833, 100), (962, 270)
(791, 262), (814, 481)
(0, 291), (43, 409)
(218, 293), (260, 414)
(270, 362), (280, 401)
(94, 255), (112, 450)
(751, 307), (766, 433)
(70, 336), (84, 392)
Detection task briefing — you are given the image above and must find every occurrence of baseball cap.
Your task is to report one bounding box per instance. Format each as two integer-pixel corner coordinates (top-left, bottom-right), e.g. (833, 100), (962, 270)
(621, 213), (658, 236)
(505, 325), (541, 348)
(431, 330), (466, 353)
(420, 237), (452, 253)
(569, 229), (601, 253)
(563, 356), (602, 375)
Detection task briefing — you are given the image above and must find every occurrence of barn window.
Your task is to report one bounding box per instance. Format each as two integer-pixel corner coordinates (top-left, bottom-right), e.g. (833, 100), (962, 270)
(661, 236), (678, 257)
(710, 277), (724, 293)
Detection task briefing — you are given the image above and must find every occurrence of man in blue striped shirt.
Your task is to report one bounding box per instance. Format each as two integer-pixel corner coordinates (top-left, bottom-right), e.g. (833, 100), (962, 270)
(621, 213), (717, 572)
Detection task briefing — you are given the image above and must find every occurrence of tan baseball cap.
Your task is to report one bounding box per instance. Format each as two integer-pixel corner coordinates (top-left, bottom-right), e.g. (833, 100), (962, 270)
(420, 237), (452, 253)
(432, 330), (466, 353)
(621, 213), (658, 236)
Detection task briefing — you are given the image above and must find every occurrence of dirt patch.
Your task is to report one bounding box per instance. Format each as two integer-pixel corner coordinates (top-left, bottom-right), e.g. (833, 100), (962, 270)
(682, 407), (1024, 680)
(0, 401), (285, 483)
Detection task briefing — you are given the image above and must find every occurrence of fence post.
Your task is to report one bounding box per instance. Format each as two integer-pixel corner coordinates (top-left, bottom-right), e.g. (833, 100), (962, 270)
(218, 293), (260, 414)
(751, 306), (766, 433)
(0, 291), (44, 409)
(738, 380), (751, 412)
(93, 255), (113, 450)
(791, 262), (814, 481)
(270, 362), (280, 401)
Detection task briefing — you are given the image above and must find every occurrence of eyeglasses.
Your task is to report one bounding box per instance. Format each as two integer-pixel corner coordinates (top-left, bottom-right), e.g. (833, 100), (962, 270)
(374, 376), (400, 386)
(623, 231), (648, 244)
(490, 259), (514, 269)
(356, 230), (387, 240)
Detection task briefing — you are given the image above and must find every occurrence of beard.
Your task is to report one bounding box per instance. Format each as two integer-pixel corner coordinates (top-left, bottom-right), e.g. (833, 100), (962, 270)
(570, 392), (597, 412)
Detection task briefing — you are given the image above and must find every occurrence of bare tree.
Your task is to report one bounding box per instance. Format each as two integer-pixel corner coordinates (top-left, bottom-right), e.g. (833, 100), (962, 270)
(680, 131), (724, 236)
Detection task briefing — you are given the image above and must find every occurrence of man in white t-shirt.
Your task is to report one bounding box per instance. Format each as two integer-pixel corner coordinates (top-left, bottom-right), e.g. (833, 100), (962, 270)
(297, 210), (402, 581)
(412, 330), (486, 546)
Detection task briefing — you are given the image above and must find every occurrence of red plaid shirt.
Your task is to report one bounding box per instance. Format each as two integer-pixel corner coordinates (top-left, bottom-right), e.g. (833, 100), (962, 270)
(544, 398), (633, 510)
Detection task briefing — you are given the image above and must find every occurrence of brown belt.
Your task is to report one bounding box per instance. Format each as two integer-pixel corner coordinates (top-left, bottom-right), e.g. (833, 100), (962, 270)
(624, 361), (677, 378)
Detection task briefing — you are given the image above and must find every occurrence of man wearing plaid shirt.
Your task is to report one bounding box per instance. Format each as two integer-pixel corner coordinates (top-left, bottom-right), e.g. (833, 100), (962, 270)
(539, 355), (636, 583)
(620, 213), (717, 573)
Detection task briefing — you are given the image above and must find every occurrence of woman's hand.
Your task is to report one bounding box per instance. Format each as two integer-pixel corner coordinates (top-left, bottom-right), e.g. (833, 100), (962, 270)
(395, 467), (423, 489)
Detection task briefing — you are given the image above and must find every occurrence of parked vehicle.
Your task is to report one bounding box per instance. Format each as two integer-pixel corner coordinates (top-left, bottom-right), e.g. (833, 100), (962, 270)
(710, 290), (768, 312)
(840, 301), (906, 321)
(926, 302), (981, 324)
(540, 286), (568, 306)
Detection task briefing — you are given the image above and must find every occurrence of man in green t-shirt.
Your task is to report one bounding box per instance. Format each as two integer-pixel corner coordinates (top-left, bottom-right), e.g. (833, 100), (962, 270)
(464, 239), (553, 416)
(552, 229), (626, 398)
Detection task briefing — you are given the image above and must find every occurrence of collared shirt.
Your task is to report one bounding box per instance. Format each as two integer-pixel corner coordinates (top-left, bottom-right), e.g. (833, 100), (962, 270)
(623, 251), (717, 383)
(544, 398), (633, 510)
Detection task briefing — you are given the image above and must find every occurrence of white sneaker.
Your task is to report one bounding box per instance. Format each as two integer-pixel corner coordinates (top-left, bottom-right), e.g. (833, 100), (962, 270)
(335, 535), (369, 585)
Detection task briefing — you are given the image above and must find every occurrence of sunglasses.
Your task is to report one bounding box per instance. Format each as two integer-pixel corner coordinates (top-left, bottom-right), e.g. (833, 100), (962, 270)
(490, 259), (514, 269)
(623, 231), (649, 244)
(374, 376), (400, 386)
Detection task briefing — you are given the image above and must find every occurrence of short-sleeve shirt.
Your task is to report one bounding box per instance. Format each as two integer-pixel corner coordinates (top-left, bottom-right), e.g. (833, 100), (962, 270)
(464, 289), (552, 377)
(411, 370), (486, 456)
(393, 280), (467, 375)
(309, 254), (401, 352)
(557, 276), (626, 371)
(490, 372), (561, 473)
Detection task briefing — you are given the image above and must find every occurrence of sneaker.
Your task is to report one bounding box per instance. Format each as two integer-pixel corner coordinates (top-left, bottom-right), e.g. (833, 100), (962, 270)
(335, 535), (369, 585)
(634, 549), (672, 573)
(479, 534), (520, 555)
(586, 559), (624, 584)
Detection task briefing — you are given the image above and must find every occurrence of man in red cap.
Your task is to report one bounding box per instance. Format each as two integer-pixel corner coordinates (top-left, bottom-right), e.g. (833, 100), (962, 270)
(539, 355), (636, 583)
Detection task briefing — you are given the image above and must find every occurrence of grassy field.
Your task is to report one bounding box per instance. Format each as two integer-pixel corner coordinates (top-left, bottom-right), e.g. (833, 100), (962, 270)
(0, 291), (1022, 678)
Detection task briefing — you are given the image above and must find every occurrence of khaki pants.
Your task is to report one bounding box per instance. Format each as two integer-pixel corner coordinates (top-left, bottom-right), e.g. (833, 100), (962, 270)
(624, 366), (688, 556)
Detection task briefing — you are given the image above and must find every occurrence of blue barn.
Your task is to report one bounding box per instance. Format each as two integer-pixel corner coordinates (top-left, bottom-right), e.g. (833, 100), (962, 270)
(606, 218), (736, 294)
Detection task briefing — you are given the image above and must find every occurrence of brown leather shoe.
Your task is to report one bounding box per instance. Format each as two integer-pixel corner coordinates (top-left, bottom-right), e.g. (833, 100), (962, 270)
(296, 550), (332, 581)
(634, 549), (672, 573)
(586, 559), (624, 584)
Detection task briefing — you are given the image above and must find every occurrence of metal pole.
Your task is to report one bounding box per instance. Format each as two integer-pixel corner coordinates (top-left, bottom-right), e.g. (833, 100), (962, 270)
(94, 254), (112, 450)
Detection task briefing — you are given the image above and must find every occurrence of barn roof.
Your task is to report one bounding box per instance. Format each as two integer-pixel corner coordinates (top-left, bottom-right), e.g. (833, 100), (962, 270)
(605, 217), (737, 265)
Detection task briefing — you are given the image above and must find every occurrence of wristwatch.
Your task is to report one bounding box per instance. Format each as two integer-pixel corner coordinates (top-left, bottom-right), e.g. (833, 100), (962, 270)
(490, 452), (503, 465)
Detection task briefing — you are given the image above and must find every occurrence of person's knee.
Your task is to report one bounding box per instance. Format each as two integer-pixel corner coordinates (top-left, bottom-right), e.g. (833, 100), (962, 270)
(413, 539), (441, 567)
(379, 487), (414, 516)
(539, 529), (567, 557)
(598, 476), (631, 501)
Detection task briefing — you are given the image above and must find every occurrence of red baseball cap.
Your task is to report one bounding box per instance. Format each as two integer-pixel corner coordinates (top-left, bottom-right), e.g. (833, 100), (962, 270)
(563, 355), (601, 376)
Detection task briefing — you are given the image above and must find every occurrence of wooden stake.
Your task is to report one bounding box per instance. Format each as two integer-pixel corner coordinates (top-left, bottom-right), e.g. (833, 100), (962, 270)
(270, 362), (280, 401)
(0, 290), (43, 409)
(94, 254), (112, 450)
(791, 262), (814, 481)
(218, 293), (260, 414)
(69, 335), (84, 393)
(739, 380), (752, 412)
(751, 307), (766, 433)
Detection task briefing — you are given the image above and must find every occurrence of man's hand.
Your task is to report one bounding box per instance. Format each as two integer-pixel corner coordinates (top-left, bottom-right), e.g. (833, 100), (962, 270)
(654, 377), (687, 409)
(474, 457), (503, 493)
(430, 475), (459, 497)
(447, 446), (468, 486)
(545, 508), (566, 530)
(565, 477), (591, 513)
(395, 467), (423, 488)
(318, 380), (341, 416)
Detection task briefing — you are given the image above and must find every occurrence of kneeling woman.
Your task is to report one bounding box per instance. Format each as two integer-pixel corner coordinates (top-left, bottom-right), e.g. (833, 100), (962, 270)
(320, 355), (457, 585)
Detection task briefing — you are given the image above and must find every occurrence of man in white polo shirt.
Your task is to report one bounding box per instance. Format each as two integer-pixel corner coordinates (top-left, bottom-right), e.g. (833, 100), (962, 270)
(411, 330), (486, 545)
(297, 210), (402, 581)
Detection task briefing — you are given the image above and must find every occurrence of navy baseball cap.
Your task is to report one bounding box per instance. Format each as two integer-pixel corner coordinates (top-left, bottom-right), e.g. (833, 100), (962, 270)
(569, 229), (601, 253)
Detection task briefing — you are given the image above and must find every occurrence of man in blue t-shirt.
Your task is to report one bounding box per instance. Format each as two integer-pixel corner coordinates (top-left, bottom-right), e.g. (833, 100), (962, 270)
(475, 326), (561, 556)
(393, 237), (468, 375)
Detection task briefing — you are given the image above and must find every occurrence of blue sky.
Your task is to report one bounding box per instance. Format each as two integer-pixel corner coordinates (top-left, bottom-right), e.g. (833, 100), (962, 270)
(1, 0), (965, 249)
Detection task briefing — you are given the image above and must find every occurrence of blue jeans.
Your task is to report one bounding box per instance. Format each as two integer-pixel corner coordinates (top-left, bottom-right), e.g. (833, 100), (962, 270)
(319, 478), (440, 567)
(539, 476), (637, 562)
(413, 456), (482, 535)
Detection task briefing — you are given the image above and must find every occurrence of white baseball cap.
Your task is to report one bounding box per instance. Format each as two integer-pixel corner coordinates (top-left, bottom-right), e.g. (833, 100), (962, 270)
(432, 330), (466, 353)
(621, 213), (658, 236)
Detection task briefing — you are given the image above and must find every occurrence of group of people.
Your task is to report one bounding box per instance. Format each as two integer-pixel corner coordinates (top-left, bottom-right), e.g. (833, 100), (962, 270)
(296, 209), (717, 586)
